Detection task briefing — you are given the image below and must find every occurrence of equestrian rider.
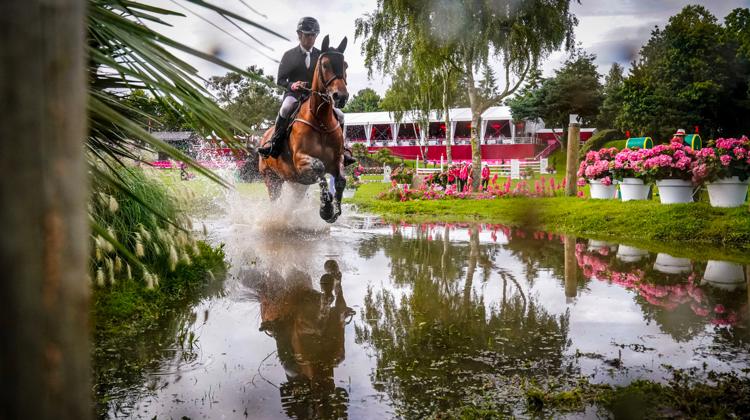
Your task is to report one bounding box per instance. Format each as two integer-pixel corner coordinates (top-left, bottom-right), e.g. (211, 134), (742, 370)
(258, 17), (354, 166)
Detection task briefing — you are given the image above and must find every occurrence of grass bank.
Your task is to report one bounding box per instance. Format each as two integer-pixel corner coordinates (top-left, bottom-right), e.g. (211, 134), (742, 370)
(347, 182), (750, 263)
(439, 370), (750, 419)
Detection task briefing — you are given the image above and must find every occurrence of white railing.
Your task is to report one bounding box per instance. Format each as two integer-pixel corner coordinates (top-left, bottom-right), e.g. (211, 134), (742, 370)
(416, 158), (545, 178)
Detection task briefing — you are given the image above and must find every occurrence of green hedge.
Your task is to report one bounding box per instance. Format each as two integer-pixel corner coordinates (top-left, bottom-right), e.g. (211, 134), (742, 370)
(579, 129), (625, 156)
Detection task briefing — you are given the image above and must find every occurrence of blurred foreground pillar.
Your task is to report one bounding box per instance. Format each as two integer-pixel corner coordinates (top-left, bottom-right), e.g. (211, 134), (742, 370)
(564, 235), (577, 301)
(0, 0), (90, 419)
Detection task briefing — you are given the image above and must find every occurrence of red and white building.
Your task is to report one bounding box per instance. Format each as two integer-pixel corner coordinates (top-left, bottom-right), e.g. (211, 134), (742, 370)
(344, 106), (596, 163)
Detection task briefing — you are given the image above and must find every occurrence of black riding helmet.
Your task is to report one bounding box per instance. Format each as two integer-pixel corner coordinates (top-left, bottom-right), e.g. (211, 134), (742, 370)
(297, 16), (320, 34)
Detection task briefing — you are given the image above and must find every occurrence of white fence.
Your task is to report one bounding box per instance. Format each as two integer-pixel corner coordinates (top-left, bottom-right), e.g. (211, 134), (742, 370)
(416, 158), (549, 180)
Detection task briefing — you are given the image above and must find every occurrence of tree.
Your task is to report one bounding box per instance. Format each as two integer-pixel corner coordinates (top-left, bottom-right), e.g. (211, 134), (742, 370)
(356, 0), (577, 190)
(207, 65), (283, 132)
(616, 6), (750, 138)
(343, 88), (383, 113)
(121, 89), (195, 131)
(380, 60), (464, 161)
(596, 63), (625, 129)
(508, 50), (603, 139)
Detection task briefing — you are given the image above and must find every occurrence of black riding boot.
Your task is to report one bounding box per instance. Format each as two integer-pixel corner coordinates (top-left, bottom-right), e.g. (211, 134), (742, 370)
(258, 114), (291, 158)
(343, 147), (356, 167)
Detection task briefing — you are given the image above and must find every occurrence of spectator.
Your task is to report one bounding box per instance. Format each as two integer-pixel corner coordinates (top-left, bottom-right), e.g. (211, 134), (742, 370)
(481, 164), (490, 190)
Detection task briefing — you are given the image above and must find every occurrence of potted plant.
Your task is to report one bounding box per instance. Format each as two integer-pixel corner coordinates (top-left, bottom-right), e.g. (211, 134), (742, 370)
(702, 260), (745, 291)
(653, 253), (692, 274)
(616, 244), (649, 263)
(642, 140), (697, 204)
(691, 137), (750, 208)
(577, 147), (618, 199)
(613, 148), (652, 201)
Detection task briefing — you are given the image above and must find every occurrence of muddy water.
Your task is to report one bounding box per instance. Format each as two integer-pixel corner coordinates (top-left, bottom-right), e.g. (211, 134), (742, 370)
(102, 192), (750, 419)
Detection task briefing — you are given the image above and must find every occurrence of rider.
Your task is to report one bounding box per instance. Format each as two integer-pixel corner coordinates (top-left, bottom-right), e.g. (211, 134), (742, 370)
(258, 16), (355, 166)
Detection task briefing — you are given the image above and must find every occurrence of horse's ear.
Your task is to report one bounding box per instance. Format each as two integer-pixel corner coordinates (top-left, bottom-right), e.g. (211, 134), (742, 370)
(337, 37), (347, 53)
(321, 35), (329, 52)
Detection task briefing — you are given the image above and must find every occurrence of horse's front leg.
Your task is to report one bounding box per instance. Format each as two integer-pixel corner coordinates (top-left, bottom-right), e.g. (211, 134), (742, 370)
(331, 162), (346, 222)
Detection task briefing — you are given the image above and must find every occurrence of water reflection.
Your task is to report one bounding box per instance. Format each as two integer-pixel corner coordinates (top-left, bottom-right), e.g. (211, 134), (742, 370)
(104, 217), (750, 418)
(355, 225), (571, 417)
(243, 260), (355, 419)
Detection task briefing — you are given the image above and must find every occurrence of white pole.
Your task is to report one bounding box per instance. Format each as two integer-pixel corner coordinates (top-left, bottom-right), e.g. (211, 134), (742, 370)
(440, 155), (444, 171)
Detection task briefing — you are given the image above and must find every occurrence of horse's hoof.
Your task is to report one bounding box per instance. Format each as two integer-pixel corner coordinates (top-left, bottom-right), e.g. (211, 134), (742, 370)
(320, 205), (335, 221)
(324, 214), (339, 224)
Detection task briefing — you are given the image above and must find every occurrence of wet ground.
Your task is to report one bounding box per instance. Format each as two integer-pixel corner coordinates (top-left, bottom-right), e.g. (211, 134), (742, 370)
(100, 189), (750, 419)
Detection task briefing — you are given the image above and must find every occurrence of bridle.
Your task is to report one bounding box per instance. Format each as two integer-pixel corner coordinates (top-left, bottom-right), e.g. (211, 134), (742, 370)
(294, 50), (347, 133)
(317, 50), (347, 88)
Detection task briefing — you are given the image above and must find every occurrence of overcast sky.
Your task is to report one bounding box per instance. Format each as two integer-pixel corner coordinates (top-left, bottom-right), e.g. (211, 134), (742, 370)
(149, 0), (750, 96)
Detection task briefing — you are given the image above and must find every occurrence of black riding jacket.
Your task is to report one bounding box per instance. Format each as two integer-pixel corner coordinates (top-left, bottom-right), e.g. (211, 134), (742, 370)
(277, 45), (321, 100)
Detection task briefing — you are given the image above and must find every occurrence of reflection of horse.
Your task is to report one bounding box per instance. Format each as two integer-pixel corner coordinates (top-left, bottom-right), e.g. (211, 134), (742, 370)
(244, 260), (354, 419)
(258, 36), (349, 223)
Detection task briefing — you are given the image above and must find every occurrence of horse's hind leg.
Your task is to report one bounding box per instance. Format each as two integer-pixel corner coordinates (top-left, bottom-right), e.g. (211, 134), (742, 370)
(263, 172), (283, 201)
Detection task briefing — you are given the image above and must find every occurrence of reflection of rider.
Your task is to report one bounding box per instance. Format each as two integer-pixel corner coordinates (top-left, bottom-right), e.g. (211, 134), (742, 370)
(258, 17), (355, 167)
(257, 260), (355, 419)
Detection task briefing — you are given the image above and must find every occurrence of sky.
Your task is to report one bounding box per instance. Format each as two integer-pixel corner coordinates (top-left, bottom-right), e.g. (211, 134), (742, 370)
(149, 0), (750, 97)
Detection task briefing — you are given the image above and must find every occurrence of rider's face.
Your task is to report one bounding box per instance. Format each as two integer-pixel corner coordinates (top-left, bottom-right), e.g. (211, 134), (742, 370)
(297, 31), (317, 51)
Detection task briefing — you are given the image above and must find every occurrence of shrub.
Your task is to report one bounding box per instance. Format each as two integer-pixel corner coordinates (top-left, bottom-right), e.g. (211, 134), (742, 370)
(692, 137), (750, 184)
(89, 165), (221, 289)
(577, 147), (618, 185)
(391, 166), (415, 184)
(641, 140), (697, 181)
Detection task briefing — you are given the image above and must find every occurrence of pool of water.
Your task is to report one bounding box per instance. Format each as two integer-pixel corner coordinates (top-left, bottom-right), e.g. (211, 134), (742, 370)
(100, 204), (750, 418)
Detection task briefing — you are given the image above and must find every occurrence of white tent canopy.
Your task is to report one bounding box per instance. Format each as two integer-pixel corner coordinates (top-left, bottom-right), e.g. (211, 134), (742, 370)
(344, 106), (516, 145)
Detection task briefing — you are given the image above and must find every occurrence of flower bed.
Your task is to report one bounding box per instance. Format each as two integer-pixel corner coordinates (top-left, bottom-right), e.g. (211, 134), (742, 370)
(377, 176), (567, 202)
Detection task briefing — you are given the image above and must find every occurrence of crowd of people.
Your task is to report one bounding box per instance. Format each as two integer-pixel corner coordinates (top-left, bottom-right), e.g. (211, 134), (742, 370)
(445, 162), (492, 191)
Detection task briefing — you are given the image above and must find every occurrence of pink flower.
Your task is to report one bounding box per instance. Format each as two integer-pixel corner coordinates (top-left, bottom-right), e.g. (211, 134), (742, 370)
(601, 176), (612, 186)
(577, 177), (586, 187)
(720, 155), (732, 166)
(577, 190), (584, 198)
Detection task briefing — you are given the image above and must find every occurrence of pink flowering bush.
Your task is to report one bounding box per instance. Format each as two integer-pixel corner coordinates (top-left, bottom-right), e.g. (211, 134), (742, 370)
(640, 139), (697, 181)
(691, 136), (750, 184)
(612, 147), (654, 183)
(577, 147), (617, 186)
(377, 175), (566, 202)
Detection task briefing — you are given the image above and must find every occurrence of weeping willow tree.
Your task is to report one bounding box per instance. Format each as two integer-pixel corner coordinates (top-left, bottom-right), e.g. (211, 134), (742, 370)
(356, 0), (578, 190)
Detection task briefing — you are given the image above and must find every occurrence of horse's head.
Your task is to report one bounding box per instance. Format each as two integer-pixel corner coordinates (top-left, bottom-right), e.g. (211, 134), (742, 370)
(316, 35), (349, 108)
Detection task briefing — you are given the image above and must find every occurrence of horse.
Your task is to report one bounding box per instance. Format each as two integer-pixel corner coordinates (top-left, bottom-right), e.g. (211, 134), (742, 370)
(257, 35), (349, 223)
(242, 260), (354, 417)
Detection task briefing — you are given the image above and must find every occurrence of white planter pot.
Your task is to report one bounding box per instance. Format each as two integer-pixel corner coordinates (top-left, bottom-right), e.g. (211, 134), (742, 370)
(588, 240), (618, 254)
(702, 260), (746, 291)
(619, 178), (651, 201)
(706, 176), (749, 208)
(653, 253), (691, 274)
(656, 179), (694, 204)
(617, 245), (649, 262)
(589, 179), (617, 199)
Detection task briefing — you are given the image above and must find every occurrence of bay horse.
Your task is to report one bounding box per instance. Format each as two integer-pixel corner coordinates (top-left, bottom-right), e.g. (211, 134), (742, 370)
(258, 35), (349, 223)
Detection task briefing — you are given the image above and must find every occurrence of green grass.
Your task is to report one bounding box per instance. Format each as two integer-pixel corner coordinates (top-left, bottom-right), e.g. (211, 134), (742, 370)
(347, 183), (750, 263)
(521, 372), (750, 419)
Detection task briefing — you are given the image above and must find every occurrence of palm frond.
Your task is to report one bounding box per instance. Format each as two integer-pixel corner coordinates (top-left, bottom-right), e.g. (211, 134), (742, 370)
(87, 1), (285, 280)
